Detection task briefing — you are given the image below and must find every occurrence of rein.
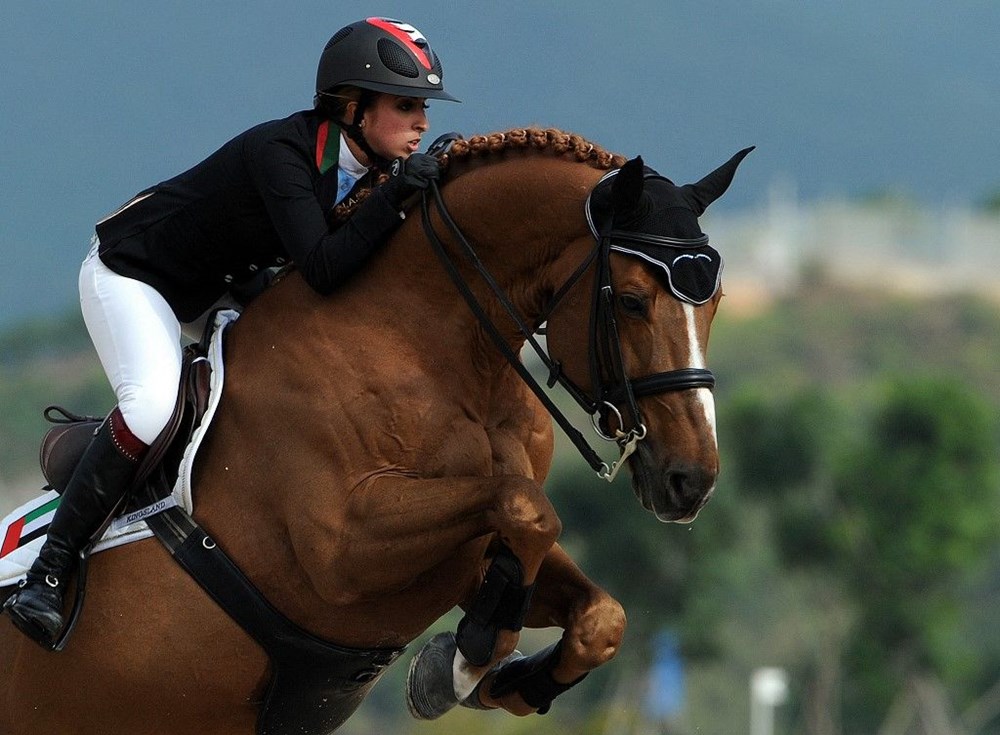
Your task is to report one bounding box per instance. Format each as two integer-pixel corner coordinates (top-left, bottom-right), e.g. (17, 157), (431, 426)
(419, 179), (715, 482)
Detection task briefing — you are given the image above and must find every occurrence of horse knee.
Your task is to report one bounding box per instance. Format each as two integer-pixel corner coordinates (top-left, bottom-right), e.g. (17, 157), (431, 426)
(539, 510), (562, 547)
(496, 479), (561, 549)
(566, 595), (626, 669)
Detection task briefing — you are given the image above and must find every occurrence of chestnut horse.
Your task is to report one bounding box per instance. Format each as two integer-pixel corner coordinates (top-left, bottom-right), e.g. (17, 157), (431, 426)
(0, 129), (750, 734)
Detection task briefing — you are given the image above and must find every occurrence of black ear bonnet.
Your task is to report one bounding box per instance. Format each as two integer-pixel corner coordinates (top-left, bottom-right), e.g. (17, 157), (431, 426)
(586, 165), (723, 305)
(585, 148), (753, 305)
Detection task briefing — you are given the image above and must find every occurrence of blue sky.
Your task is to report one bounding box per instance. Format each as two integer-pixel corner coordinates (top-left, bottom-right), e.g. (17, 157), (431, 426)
(2, 1), (998, 326)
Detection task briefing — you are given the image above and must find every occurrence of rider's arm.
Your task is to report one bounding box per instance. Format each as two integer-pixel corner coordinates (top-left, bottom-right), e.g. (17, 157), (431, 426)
(251, 138), (405, 296)
(305, 156), (443, 290)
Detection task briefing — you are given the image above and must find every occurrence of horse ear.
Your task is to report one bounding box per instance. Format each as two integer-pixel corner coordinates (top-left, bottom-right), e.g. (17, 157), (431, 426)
(611, 156), (645, 213)
(680, 146), (754, 215)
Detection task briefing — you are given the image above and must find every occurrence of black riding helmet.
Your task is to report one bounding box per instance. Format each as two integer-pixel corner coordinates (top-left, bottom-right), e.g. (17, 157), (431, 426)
(315, 18), (459, 166)
(315, 17), (460, 104)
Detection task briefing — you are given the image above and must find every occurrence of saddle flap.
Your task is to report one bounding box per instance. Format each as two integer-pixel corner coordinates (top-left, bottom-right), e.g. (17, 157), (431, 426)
(39, 420), (101, 492)
(36, 346), (214, 499)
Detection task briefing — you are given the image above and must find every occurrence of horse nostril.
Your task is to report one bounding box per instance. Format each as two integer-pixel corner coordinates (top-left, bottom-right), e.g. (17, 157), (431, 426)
(666, 465), (714, 504)
(667, 470), (688, 499)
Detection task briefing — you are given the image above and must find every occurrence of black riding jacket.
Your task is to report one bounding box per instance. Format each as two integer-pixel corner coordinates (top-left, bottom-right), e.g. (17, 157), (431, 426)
(95, 110), (400, 322)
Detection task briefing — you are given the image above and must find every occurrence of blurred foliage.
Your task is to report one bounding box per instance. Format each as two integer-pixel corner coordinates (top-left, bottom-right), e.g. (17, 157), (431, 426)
(725, 388), (841, 498)
(2, 284), (1000, 734)
(832, 380), (1000, 731)
(735, 379), (1000, 733)
(709, 283), (1000, 403)
(0, 311), (112, 489)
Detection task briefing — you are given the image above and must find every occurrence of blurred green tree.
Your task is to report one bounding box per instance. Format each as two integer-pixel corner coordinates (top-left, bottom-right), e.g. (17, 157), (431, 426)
(832, 379), (1000, 731)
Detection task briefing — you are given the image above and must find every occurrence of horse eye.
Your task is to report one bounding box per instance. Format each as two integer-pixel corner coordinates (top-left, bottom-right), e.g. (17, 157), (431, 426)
(618, 293), (647, 317)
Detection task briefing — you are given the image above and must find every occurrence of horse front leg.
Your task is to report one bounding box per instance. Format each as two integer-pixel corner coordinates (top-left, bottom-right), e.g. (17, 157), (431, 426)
(293, 471), (560, 659)
(407, 539), (625, 720)
(471, 542), (626, 716)
(325, 473), (560, 603)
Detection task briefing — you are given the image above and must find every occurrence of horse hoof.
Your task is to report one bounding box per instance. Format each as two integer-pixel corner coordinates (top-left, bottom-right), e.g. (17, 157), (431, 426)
(406, 632), (461, 720)
(405, 631), (524, 719)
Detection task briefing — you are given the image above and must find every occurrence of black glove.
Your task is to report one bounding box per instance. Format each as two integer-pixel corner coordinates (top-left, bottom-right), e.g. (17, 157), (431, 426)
(380, 153), (441, 206)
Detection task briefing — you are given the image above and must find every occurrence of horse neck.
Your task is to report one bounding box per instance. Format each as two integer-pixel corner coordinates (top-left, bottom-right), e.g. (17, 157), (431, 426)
(369, 156), (605, 350)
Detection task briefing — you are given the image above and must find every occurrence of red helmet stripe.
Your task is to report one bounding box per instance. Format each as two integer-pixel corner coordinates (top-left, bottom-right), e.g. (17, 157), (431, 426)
(367, 17), (432, 70)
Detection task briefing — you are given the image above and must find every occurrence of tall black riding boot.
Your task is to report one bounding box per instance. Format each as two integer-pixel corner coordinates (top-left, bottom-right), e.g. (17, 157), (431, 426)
(2, 408), (145, 649)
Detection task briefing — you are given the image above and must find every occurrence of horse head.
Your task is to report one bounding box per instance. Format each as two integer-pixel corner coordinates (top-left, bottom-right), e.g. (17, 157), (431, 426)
(546, 147), (753, 522)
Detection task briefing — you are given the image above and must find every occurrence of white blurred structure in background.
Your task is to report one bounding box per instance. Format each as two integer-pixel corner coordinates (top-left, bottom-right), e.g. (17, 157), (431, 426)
(711, 180), (1000, 313)
(751, 667), (789, 735)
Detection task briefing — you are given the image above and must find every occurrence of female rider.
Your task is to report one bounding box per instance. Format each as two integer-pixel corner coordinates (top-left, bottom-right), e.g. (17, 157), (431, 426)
(3, 16), (459, 649)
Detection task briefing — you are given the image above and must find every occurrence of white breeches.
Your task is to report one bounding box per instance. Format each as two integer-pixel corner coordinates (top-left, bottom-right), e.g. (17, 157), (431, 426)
(79, 240), (205, 445)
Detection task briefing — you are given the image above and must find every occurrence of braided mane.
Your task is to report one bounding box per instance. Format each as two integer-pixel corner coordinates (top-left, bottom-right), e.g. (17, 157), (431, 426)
(442, 127), (626, 171)
(332, 127), (626, 222)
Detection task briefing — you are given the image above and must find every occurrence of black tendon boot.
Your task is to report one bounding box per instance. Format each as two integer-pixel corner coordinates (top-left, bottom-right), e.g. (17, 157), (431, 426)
(3, 408), (145, 649)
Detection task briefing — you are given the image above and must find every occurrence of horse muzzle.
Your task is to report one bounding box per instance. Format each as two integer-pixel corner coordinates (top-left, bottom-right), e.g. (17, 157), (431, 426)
(629, 443), (717, 523)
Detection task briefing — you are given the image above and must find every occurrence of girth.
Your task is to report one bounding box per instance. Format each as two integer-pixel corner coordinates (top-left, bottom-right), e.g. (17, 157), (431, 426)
(146, 506), (405, 735)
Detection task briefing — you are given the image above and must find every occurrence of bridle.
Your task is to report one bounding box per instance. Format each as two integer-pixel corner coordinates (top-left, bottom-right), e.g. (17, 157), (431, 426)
(419, 178), (716, 482)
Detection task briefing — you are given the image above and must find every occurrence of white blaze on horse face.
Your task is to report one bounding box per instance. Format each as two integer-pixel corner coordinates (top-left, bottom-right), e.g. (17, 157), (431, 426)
(683, 303), (718, 445)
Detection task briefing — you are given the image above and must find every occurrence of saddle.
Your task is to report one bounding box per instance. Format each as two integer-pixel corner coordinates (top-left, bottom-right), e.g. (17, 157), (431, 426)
(34, 311), (405, 735)
(39, 345), (212, 506)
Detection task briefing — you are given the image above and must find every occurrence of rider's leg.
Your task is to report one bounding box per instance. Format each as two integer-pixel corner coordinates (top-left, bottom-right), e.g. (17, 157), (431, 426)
(78, 242), (183, 447)
(2, 242), (182, 648)
(3, 409), (146, 646)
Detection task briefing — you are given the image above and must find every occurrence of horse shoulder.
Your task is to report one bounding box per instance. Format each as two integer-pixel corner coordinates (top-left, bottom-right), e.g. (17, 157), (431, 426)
(485, 380), (554, 482)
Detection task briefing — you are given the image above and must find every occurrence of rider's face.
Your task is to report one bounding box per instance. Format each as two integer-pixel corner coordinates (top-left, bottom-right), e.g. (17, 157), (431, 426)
(360, 94), (430, 162)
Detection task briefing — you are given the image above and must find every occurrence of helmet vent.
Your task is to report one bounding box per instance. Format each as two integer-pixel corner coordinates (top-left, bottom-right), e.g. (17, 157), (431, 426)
(324, 26), (353, 51)
(377, 38), (419, 78)
(429, 50), (443, 78)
